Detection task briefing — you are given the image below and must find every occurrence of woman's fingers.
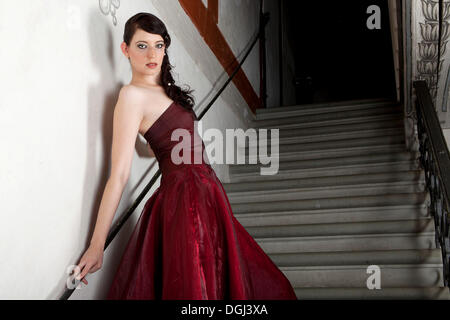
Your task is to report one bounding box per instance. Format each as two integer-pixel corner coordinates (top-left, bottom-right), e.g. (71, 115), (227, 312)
(77, 260), (86, 272)
(77, 265), (89, 285)
(79, 265), (92, 285)
(77, 263), (91, 282)
(74, 261), (85, 280)
(74, 249), (102, 287)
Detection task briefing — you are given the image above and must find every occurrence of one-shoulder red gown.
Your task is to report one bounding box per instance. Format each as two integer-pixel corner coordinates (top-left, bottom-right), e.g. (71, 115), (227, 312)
(106, 101), (297, 300)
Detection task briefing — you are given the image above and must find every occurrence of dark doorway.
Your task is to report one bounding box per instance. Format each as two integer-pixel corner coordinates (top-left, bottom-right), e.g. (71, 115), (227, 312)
(284, 0), (397, 104)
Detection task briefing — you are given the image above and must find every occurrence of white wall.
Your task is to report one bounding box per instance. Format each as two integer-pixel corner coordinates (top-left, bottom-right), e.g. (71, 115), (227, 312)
(0, 0), (261, 299)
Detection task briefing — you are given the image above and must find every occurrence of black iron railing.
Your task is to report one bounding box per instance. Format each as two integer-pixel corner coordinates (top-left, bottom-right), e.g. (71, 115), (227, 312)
(59, 8), (270, 300)
(413, 80), (450, 288)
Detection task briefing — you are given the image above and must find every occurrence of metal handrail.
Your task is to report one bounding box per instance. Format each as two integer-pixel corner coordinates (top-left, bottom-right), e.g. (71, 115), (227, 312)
(59, 10), (270, 300)
(413, 80), (450, 289)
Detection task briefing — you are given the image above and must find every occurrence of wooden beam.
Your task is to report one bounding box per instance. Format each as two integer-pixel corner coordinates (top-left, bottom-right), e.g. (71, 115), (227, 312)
(179, 0), (261, 113)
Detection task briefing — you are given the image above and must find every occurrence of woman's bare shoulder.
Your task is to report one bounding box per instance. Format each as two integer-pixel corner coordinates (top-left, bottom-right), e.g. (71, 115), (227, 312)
(119, 84), (146, 100)
(115, 86), (150, 113)
(120, 84), (163, 104)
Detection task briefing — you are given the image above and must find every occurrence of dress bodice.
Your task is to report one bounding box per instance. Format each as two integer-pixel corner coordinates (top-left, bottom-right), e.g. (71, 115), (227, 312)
(143, 101), (211, 177)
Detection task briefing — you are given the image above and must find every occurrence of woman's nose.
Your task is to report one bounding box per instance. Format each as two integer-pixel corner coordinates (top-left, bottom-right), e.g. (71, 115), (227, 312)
(148, 48), (156, 58)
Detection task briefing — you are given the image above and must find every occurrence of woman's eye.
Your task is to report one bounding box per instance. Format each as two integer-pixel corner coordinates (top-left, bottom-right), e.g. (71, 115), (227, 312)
(137, 44), (163, 49)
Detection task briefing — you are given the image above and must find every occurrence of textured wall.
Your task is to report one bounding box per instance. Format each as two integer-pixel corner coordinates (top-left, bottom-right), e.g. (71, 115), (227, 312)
(410, 0), (450, 127)
(406, 0), (450, 147)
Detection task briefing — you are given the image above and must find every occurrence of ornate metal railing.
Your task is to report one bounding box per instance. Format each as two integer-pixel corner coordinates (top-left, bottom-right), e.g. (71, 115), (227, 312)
(413, 80), (450, 288)
(59, 8), (270, 300)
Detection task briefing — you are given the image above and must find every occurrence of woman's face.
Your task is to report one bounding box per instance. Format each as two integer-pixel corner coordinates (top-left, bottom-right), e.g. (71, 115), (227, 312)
(122, 28), (166, 77)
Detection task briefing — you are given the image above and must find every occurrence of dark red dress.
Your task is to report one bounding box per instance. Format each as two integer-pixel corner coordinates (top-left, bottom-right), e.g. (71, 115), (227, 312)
(106, 101), (297, 300)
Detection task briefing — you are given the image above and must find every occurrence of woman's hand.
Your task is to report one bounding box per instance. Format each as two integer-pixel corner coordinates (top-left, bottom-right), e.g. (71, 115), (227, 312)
(75, 243), (104, 285)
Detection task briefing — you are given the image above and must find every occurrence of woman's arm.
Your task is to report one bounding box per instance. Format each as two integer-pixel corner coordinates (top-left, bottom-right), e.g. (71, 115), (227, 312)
(89, 86), (143, 247)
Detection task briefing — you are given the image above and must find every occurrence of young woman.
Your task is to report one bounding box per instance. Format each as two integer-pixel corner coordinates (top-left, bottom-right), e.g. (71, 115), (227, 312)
(75, 12), (297, 300)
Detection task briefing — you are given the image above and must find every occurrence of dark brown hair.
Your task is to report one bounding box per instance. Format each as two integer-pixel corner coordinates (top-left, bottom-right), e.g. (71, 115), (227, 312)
(123, 12), (196, 116)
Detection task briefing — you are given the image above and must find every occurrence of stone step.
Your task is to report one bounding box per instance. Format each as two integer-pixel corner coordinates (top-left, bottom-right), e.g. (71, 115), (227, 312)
(233, 204), (429, 225)
(253, 104), (402, 127)
(255, 117), (404, 139)
(236, 145), (413, 170)
(240, 218), (434, 238)
(280, 264), (445, 288)
(293, 287), (450, 299)
(255, 98), (394, 115)
(251, 127), (404, 146)
(231, 148), (418, 174)
(229, 160), (420, 183)
(240, 134), (405, 154)
(227, 180), (426, 204)
(268, 248), (442, 267)
(231, 192), (428, 214)
(255, 232), (437, 253)
(225, 169), (423, 193)
(256, 100), (398, 120)
(253, 108), (403, 129)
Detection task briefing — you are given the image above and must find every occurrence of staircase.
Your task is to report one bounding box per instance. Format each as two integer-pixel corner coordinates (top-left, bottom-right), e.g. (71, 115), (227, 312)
(223, 98), (450, 299)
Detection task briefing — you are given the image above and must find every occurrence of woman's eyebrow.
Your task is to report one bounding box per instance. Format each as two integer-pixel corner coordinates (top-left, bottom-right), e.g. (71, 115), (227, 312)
(136, 40), (164, 44)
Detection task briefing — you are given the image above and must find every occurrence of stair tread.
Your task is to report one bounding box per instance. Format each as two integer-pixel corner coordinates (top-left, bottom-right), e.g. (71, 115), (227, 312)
(254, 112), (404, 129)
(280, 263), (444, 270)
(231, 193), (428, 214)
(233, 150), (419, 175)
(228, 161), (421, 184)
(255, 98), (395, 114)
(293, 287), (450, 299)
(242, 144), (410, 162)
(253, 127), (404, 144)
(227, 180), (425, 197)
(243, 135), (405, 153)
(226, 169), (423, 192)
(253, 106), (402, 126)
(234, 203), (427, 217)
(256, 101), (400, 120)
(240, 217), (432, 228)
(255, 231), (436, 242)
